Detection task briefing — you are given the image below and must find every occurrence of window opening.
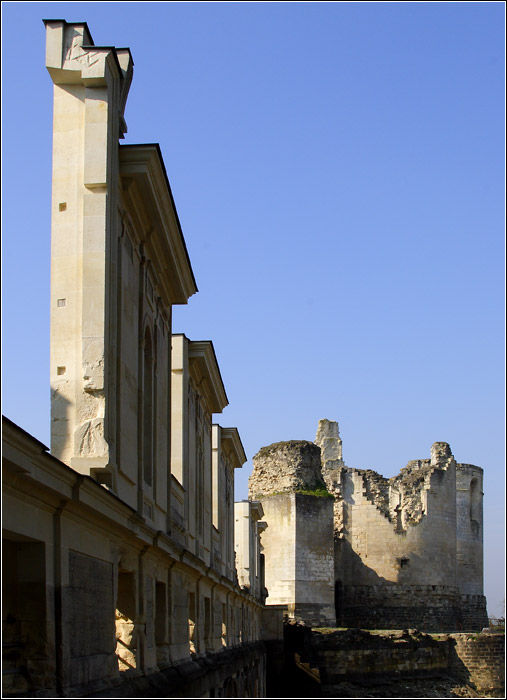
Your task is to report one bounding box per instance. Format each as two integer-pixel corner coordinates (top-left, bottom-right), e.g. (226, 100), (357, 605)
(116, 571), (137, 673)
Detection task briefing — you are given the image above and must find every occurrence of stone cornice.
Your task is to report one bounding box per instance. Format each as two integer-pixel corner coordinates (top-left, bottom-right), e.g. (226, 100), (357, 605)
(187, 340), (228, 415)
(249, 500), (265, 521)
(120, 145), (197, 305)
(217, 426), (247, 469)
(2, 416), (209, 565)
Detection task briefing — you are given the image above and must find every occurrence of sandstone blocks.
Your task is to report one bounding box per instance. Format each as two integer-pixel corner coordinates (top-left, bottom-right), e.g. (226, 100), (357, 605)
(250, 439), (335, 627)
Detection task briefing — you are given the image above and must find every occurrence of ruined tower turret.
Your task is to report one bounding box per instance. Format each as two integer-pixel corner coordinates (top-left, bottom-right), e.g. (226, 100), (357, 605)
(251, 418), (488, 632)
(249, 441), (335, 627)
(249, 440), (324, 499)
(318, 421), (488, 631)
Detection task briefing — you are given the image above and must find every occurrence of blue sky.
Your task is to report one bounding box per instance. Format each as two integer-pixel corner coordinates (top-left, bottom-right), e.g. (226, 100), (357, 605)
(2, 2), (505, 616)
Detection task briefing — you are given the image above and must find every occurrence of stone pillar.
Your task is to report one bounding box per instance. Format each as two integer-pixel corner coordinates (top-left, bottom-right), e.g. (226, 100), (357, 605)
(45, 20), (133, 482)
(315, 419), (344, 469)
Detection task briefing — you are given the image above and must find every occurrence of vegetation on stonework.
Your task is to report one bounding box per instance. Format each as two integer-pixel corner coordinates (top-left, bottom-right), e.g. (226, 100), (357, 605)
(254, 440), (316, 458)
(252, 481), (333, 499)
(295, 486), (334, 498)
(295, 479), (334, 498)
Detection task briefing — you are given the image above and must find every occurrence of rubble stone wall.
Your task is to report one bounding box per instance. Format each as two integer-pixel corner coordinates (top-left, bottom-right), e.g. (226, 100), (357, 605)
(286, 626), (504, 698)
(335, 452), (458, 588)
(249, 441), (323, 499)
(290, 627), (451, 685)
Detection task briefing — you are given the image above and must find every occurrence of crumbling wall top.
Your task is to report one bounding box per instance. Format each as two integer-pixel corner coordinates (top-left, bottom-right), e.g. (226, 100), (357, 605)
(315, 418), (343, 467)
(249, 440), (324, 499)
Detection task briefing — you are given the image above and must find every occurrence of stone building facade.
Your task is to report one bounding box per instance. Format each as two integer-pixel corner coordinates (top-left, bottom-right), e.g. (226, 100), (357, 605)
(2, 20), (272, 698)
(252, 419), (488, 632)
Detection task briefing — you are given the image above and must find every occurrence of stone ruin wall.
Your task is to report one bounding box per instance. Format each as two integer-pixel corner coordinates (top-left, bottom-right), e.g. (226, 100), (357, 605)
(449, 632), (505, 698)
(315, 419), (488, 631)
(250, 420), (487, 631)
(249, 441), (335, 627)
(251, 420), (486, 632)
(286, 625), (505, 698)
(248, 440), (325, 499)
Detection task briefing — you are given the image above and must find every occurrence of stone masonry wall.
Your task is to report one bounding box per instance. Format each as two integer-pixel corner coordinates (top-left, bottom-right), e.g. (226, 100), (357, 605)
(341, 587), (488, 633)
(458, 595), (489, 631)
(289, 626), (451, 686)
(449, 633), (505, 698)
(342, 584), (461, 632)
(253, 421), (488, 635)
(316, 419), (487, 633)
(257, 493), (335, 627)
(250, 442), (335, 627)
(293, 494), (335, 627)
(335, 450), (458, 588)
(456, 464), (484, 596)
(286, 626), (505, 698)
(256, 495), (297, 607)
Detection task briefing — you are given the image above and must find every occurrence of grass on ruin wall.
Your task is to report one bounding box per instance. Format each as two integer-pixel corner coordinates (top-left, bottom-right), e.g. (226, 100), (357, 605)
(253, 482), (334, 499)
(295, 485), (334, 498)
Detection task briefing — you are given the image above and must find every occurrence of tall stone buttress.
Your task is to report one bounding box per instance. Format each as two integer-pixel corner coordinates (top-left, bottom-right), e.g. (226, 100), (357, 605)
(46, 21), (197, 516)
(47, 20), (134, 474)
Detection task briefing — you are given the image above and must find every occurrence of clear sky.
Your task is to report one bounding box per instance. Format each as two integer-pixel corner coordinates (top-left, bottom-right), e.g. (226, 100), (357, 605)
(2, 2), (505, 617)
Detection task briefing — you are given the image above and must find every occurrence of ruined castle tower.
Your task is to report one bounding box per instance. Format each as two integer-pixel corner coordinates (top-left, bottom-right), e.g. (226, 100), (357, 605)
(316, 419), (488, 631)
(249, 441), (335, 627)
(251, 420), (488, 632)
